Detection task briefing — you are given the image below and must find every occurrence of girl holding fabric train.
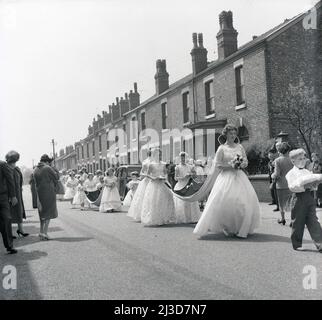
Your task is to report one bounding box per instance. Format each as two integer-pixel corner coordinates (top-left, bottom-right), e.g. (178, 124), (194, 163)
(173, 152), (201, 224)
(99, 168), (122, 213)
(141, 148), (175, 226)
(127, 149), (152, 222)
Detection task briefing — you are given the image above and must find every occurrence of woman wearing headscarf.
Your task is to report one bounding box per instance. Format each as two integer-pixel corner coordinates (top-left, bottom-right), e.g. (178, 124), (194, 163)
(33, 154), (59, 240)
(5, 150), (29, 238)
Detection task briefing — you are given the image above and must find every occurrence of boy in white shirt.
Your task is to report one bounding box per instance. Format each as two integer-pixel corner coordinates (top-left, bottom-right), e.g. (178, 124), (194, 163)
(286, 149), (322, 252)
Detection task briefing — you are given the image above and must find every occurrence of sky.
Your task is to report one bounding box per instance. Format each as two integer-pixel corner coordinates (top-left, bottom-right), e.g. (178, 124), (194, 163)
(0, 0), (317, 167)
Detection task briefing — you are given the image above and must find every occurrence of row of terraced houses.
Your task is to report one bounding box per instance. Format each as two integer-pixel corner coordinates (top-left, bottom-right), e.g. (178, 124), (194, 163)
(56, 2), (322, 176)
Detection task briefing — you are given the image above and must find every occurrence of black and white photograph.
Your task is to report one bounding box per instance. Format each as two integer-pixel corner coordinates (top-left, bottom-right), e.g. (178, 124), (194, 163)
(0, 0), (322, 305)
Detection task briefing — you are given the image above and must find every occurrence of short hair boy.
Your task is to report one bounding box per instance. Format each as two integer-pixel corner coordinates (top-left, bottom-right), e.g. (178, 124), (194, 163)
(286, 149), (322, 252)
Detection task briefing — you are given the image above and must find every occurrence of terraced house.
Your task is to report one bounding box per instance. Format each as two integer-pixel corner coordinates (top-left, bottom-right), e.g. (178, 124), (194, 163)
(57, 2), (321, 173)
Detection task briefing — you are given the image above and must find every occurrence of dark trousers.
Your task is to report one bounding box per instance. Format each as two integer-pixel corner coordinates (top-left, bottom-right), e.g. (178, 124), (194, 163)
(291, 191), (322, 250)
(0, 199), (13, 250)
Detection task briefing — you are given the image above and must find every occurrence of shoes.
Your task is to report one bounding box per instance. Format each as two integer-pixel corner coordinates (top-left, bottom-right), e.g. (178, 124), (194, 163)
(12, 235), (17, 240)
(7, 248), (18, 254)
(39, 233), (50, 241)
(268, 203), (276, 206)
(17, 230), (29, 237)
(294, 247), (305, 251)
(278, 219), (286, 226)
(273, 208), (280, 212)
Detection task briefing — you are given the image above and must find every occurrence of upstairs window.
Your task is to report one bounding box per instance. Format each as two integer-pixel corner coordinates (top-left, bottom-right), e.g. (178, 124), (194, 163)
(161, 102), (168, 129)
(205, 80), (215, 115)
(141, 111), (146, 131)
(182, 92), (189, 123)
(235, 66), (245, 106)
(99, 135), (102, 152)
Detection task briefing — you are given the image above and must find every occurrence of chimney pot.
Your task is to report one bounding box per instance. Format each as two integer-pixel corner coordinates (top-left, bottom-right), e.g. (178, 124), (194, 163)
(134, 82), (138, 92)
(198, 33), (204, 48)
(192, 33), (198, 48)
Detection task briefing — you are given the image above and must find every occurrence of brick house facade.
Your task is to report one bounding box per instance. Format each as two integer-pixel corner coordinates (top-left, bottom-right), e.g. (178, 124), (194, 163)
(72, 2), (321, 172)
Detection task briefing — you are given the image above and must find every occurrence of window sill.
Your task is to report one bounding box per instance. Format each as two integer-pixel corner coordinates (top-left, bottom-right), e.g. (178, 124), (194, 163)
(132, 138), (137, 142)
(235, 103), (246, 111)
(162, 129), (170, 133)
(205, 113), (216, 120)
(183, 121), (192, 126)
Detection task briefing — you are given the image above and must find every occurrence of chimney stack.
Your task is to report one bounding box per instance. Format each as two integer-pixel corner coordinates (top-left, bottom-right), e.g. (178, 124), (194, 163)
(120, 94), (130, 116)
(216, 11), (238, 61)
(154, 59), (169, 95)
(129, 82), (140, 109)
(190, 32), (208, 75)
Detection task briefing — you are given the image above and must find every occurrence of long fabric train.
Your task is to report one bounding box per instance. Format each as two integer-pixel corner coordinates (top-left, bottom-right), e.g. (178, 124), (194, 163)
(170, 160), (220, 202)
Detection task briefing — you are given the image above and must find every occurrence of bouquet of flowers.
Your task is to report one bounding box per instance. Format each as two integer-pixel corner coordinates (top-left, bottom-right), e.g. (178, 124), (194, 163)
(229, 154), (244, 169)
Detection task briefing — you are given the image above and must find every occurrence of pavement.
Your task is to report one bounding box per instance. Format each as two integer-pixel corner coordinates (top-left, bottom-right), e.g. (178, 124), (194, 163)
(0, 188), (321, 300)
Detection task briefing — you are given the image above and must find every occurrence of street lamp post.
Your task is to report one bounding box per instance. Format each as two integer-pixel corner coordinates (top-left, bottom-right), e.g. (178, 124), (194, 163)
(51, 139), (57, 166)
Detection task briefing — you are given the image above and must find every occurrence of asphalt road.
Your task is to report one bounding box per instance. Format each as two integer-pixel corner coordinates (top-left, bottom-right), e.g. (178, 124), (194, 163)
(0, 188), (321, 300)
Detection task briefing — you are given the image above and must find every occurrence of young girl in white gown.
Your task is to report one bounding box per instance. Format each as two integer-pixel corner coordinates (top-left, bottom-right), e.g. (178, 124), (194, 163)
(173, 152), (201, 224)
(141, 148), (175, 226)
(99, 169), (122, 213)
(127, 151), (152, 222)
(193, 124), (260, 238)
(123, 172), (140, 208)
(72, 180), (89, 210)
(64, 172), (79, 203)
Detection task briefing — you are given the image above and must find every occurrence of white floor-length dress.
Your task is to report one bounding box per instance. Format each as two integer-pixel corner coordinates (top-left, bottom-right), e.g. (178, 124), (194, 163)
(127, 157), (151, 221)
(99, 176), (122, 212)
(173, 163), (201, 224)
(141, 161), (175, 226)
(193, 144), (260, 238)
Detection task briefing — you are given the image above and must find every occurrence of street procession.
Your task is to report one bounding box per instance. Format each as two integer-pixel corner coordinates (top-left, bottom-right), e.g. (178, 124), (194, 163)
(0, 0), (322, 302)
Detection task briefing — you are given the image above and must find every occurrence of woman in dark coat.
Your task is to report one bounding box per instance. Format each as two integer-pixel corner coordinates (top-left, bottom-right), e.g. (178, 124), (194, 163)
(33, 154), (59, 240)
(29, 171), (38, 209)
(6, 151), (29, 238)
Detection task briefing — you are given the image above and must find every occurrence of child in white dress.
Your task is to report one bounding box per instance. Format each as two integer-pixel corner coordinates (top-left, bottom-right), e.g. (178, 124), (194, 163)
(72, 180), (89, 211)
(64, 171), (79, 204)
(127, 151), (152, 222)
(173, 152), (201, 224)
(99, 169), (122, 213)
(123, 172), (140, 208)
(141, 148), (175, 226)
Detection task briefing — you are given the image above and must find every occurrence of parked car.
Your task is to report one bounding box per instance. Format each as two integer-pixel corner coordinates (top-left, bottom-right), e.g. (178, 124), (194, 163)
(116, 164), (142, 200)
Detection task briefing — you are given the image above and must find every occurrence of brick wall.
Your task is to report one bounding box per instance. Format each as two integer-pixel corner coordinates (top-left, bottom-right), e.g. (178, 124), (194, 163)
(194, 46), (270, 148)
(266, 5), (322, 150)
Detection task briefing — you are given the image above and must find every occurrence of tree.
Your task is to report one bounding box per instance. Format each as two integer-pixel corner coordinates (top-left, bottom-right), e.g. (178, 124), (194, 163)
(278, 79), (321, 160)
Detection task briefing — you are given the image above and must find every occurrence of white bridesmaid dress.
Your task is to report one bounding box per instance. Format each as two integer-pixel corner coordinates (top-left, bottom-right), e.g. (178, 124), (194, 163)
(127, 157), (151, 221)
(64, 177), (79, 200)
(193, 144), (260, 238)
(141, 161), (175, 226)
(173, 163), (201, 224)
(99, 176), (122, 212)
